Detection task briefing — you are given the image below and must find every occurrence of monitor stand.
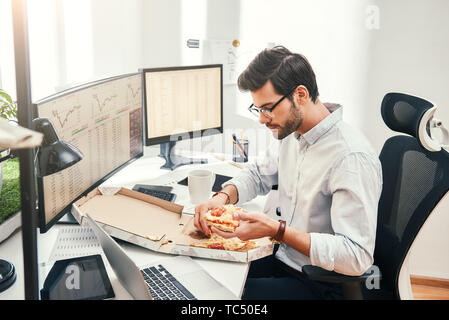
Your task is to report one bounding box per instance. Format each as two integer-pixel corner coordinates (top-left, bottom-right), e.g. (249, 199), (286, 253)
(58, 211), (78, 224)
(159, 141), (208, 170)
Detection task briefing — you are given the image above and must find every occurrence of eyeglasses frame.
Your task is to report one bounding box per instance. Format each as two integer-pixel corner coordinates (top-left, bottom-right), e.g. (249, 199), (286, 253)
(247, 86), (297, 119)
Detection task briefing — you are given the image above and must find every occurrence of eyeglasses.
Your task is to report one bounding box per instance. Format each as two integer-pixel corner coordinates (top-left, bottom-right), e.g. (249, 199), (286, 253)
(248, 86), (297, 119)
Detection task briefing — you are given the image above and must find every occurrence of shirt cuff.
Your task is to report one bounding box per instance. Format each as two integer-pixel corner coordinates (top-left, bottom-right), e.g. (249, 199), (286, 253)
(222, 178), (249, 205)
(309, 232), (335, 271)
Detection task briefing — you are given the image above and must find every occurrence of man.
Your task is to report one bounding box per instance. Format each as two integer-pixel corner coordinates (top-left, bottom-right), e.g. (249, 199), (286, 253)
(194, 46), (382, 299)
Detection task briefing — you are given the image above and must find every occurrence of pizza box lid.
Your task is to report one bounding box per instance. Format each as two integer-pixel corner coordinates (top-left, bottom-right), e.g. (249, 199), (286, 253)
(71, 187), (274, 262)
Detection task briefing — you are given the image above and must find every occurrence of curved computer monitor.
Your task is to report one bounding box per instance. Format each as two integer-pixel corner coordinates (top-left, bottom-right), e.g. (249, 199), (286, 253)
(141, 65), (223, 170)
(35, 73), (144, 233)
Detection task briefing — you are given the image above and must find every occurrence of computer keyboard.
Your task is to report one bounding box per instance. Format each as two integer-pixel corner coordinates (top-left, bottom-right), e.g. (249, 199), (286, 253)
(135, 187), (176, 202)
(141, 265), (197, 300)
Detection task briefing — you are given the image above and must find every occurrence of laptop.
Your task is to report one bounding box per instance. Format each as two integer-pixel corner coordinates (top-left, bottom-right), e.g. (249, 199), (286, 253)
(85, 213), (238, 300)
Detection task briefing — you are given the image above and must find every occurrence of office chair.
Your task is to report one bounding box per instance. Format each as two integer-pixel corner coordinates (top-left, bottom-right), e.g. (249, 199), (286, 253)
(302, 92), (449, 299)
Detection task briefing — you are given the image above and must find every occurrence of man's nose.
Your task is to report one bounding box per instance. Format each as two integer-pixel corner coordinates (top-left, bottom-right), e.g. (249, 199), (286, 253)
(259, 112), (271, 125)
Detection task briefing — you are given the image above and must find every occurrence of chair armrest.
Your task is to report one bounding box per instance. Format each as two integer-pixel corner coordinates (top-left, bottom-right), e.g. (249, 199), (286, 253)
(302, 265), (382, 284)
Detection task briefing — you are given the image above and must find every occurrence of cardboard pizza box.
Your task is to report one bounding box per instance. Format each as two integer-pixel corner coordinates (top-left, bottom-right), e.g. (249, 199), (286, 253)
(71, 187), (274, 263)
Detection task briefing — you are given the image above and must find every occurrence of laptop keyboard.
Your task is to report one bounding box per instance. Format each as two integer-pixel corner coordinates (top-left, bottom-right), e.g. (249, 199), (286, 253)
(141, 265), (197, 300)
(136, 187), (176, 202)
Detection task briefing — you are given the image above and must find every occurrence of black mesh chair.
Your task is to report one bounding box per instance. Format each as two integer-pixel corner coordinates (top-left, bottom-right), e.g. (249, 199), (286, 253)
(302, 92), (449, 299)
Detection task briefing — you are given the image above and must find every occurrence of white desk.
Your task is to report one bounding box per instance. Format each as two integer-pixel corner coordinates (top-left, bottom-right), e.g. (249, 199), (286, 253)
(0, 148), (269, 300)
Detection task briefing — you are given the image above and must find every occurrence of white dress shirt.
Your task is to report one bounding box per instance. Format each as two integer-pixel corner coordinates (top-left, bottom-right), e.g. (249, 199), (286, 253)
(224, 106), (383, 276)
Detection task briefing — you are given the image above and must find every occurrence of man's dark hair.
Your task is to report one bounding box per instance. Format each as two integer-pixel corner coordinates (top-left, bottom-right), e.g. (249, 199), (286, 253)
(238, 46), (319, 103)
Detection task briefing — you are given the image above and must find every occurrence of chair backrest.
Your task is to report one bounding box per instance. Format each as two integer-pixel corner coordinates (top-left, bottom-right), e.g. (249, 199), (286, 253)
(374, 93), (449, 299)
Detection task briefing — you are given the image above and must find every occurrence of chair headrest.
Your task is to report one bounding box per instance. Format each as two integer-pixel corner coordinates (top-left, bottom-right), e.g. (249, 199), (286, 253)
(381, 92), (448, 152)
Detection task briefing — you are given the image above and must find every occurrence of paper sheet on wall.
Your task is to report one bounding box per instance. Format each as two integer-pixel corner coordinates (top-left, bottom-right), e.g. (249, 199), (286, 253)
(202, 39), (239, 85)
(201, 39), (258, 85)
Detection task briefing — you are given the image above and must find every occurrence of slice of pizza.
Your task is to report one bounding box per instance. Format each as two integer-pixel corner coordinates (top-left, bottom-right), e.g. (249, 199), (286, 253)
(190, 234), (257, 252)
(203, 204), (242, 232)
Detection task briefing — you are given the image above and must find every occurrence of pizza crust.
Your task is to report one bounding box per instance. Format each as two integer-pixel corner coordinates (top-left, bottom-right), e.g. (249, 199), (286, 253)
(190, 233), (257, 252)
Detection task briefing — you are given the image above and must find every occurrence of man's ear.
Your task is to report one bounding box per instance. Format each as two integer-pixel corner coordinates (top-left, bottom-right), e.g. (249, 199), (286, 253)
(294, 85), (310, 105)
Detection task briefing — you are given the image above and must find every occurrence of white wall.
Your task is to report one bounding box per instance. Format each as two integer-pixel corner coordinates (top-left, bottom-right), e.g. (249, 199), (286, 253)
(90, 0), (144, 79)
(25, 0), (145, 101)
(27, 0), (62, 100)
(141, 0), (182, 68)
(236, 0), (374, 129)
(362, 0), (449, 279)
(0, 0), (16, 97)
(363, 0), (449, 153)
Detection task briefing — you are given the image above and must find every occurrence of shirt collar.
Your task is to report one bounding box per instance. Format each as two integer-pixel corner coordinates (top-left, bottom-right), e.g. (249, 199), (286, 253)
(295, 105), (343, 145)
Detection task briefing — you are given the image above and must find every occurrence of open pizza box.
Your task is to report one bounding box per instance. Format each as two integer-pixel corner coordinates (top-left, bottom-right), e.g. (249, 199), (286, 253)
(71, 187), (274, 263)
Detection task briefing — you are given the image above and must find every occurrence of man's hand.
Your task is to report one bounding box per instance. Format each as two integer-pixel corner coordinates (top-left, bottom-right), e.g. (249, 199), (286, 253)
(194, 195), (228, 237)
(194, 185), (238, 236)
(211, 211), (279, 241)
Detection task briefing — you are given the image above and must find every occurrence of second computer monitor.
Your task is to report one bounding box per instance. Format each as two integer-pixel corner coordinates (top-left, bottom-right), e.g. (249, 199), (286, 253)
(142, 65), (223, 169)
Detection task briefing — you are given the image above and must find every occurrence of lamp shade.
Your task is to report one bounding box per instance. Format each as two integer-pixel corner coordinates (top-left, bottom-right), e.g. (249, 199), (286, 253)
(32, 118), (83, 177)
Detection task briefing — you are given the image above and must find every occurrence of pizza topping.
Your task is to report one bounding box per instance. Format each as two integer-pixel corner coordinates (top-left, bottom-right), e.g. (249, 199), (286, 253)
(204, 204), (243, 232)
(207, 243), (225, 250)
(210, 206), (226, 217)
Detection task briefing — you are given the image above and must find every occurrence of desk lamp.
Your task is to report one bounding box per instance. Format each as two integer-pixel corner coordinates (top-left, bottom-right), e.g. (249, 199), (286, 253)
(0, 118), (82, 294)
(32, 118), (83, 177)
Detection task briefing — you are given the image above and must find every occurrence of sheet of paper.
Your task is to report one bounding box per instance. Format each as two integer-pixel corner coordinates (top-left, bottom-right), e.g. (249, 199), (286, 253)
(0, 118), (43, 150)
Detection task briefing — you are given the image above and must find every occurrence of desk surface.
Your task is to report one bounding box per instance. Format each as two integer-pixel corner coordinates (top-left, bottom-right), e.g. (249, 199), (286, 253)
(0, 149), (268, 300)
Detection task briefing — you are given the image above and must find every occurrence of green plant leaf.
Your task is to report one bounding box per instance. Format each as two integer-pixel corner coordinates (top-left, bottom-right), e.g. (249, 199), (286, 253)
(0, 90), (13, 104)
(0, 89), (18, 121)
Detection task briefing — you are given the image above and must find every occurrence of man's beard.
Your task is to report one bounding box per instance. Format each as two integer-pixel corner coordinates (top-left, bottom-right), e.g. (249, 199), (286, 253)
(269, 101), (303, 140)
